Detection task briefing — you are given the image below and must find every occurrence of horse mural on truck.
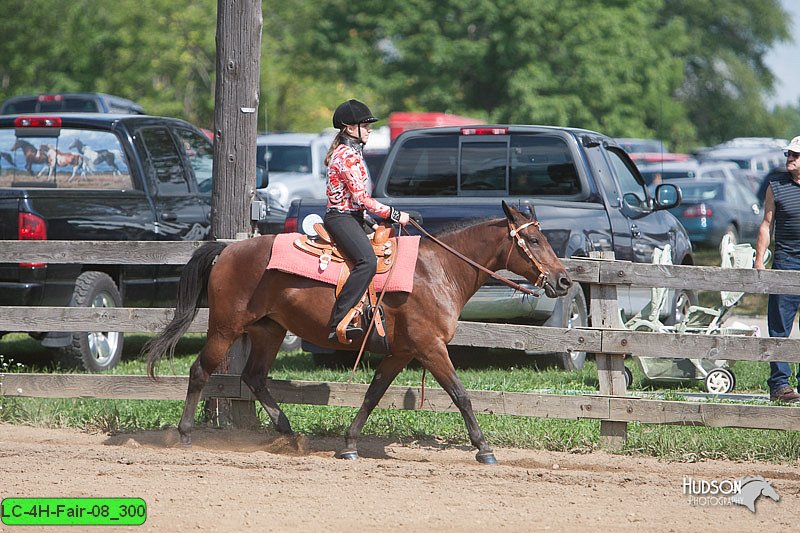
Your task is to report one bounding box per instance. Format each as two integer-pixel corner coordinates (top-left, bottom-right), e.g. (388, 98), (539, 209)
(2, 129), (131, 189)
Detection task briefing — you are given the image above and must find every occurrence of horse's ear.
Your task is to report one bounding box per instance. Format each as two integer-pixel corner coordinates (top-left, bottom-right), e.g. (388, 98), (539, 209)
(501, 200), (515, 221)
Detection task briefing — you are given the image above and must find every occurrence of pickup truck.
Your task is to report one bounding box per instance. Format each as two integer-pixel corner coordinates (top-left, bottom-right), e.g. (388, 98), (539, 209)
(0, 113), (283, 371)
(286, 124), (696, 370)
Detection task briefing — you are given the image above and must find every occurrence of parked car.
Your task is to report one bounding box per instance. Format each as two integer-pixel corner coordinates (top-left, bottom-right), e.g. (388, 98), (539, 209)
(663, 176), (762, 249)
(614, 138), (667, 154)
(255, 131), (336, 210)
(0, 93), (144, 115)
(696, 145), (785, 178)
(637, 159), (741, 186)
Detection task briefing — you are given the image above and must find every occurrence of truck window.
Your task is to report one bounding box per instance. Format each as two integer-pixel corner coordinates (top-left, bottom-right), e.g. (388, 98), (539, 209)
(606, 148), (648, 209)
(140, 127), (190, 194)
(386, 136), (458, 196)
(509, 135), (579, 196)
(460, 141), (507, 194)
(174, 128), (213, 193)
(0, 128), (131, 190)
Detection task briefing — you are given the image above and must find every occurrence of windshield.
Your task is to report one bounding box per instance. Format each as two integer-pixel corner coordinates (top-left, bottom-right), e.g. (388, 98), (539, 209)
(678, 183), (723, 202)
(257, 144), (312, 173)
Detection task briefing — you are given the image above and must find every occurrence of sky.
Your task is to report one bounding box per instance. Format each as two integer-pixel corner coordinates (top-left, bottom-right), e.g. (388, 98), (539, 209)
(764, 0), (800, 107)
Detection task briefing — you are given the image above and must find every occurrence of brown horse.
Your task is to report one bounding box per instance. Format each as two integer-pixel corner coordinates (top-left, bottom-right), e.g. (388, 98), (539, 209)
(11, 139), (48, 175)
(144, 201), (571, 464)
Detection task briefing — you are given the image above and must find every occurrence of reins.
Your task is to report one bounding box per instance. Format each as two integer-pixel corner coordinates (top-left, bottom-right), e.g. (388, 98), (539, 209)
(407, 218), (548, 294)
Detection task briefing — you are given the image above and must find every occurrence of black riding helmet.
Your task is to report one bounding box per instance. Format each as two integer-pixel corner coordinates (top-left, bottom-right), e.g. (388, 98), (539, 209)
(332, 99), (378, 129)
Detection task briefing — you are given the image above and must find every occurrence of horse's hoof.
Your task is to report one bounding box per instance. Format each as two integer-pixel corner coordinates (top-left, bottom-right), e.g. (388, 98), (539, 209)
(337, 450), (359, 460)
(476, 451), (497, 465)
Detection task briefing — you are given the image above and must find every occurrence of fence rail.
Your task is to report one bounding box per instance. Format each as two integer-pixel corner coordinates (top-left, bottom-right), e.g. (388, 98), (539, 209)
(1, 240), (799, 447)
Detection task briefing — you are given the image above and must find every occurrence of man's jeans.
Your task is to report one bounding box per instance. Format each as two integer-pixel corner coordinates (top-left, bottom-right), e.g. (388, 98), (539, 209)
(767, 252), (800, 392)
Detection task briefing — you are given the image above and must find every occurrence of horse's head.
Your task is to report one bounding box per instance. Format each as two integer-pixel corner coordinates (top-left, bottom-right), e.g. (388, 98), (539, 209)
(11, 139), (29, 152)
(502, 200), (571, 298)
(69, 138), (83, 151)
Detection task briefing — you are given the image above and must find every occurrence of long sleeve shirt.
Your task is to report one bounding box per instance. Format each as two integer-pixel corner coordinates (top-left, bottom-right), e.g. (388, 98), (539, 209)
(325, 141), (391, 218)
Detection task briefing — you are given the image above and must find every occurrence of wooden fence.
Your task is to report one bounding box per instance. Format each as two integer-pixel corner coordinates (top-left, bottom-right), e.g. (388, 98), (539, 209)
(2, 240), (800, 448)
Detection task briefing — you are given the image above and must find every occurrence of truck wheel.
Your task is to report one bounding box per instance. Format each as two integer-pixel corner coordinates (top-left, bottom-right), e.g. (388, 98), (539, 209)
(311, 350), (357, 369)
(68, 271), (124, 372)
(280, 331), (302, 352)
(533, 284), (589, 371)
(664, 288), (698, 326)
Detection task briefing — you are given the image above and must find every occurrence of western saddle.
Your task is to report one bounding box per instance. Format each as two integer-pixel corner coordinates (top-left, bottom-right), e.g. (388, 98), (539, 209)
(293, 223), (397, 347)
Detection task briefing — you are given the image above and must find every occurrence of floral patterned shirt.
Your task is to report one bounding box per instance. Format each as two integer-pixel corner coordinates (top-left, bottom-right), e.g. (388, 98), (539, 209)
(326, 141), (391, 218)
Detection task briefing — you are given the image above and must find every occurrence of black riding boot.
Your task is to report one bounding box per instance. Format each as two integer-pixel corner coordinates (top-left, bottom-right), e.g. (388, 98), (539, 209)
(324, 210), (377, 341)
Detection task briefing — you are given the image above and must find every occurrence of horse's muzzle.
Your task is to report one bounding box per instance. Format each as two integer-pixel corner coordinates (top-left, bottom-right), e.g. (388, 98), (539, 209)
(544, 273), (572, 298)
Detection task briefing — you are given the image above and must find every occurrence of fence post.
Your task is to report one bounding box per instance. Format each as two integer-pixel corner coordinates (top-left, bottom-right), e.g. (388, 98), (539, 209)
(589, 251), (627, 450)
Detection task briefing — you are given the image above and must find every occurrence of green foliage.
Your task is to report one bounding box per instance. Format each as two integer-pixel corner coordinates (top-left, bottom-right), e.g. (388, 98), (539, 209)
(0, 1), (797, 155)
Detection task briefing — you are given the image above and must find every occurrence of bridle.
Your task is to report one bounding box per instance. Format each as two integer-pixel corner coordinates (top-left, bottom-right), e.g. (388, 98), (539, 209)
(505, 219), (549, 290)
(406, 218), (549, 295)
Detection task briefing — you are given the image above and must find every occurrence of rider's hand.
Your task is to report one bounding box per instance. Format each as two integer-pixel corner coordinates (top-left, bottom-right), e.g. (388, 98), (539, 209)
(399, 211), (410, 226)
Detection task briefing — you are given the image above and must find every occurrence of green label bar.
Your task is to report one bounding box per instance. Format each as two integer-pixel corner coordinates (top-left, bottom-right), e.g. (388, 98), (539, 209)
(1, 498), (146, 526)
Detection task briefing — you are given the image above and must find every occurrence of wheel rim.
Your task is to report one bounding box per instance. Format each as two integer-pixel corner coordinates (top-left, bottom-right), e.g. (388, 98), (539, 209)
(674, 291), (691, 324)
(706, 370), (733, 394)
(566, 297), (587, 369)
(88, 291), (120, 366)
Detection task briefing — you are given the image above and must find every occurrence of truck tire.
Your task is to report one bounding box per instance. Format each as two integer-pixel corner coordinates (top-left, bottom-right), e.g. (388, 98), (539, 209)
(311, 350), (357, 369)
(532, 284), (589, 371)
(68, 271), (124, 372)
(663, 288), (698, 326)
(280, 331), (302, 352)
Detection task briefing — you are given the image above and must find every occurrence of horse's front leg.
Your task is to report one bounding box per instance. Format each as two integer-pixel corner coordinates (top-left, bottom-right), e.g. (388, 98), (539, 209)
(339, 353), (410, 460)
(421, 343), (496, 464)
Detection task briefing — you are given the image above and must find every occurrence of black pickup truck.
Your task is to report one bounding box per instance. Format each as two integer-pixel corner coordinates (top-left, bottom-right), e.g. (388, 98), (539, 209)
(287, 124), (696, 369)
(0, 113), (281, 371)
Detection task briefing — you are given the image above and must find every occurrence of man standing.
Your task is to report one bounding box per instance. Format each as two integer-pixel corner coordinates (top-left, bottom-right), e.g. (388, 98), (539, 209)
(755, 136), (800, 402)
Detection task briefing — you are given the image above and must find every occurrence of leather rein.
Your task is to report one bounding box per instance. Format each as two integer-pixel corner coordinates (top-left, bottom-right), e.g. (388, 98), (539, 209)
(406, 218), (549, 295)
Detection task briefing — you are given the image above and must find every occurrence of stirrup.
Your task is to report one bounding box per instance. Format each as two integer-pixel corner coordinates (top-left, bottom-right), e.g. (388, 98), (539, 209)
(328, 326), (364, 343)
(334, 307), (363, 344)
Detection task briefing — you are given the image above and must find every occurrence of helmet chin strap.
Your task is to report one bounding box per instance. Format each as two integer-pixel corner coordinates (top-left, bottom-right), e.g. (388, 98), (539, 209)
(344, 124), (367, 146)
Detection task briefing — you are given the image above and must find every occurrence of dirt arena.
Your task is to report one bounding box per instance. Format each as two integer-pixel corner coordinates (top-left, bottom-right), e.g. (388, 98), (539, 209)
(1, 423), (798, 532)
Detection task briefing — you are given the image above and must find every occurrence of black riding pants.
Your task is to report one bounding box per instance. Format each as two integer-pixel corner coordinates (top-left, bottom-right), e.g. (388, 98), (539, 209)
(324, 209), (377, 328)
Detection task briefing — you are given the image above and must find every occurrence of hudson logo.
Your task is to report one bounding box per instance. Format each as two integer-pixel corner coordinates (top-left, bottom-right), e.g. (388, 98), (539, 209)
(683, 476), (780, 512)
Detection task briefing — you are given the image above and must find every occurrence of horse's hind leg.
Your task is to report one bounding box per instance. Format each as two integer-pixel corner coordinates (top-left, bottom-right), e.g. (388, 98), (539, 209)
(421, 343), (496, 464)
(241, 318), (293, 434)
(339, 353), (411, 460)
(178, 332), (237, 446)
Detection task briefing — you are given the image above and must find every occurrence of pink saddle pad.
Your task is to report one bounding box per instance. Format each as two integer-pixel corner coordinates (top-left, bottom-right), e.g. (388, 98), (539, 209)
(267, 233), (420, 293)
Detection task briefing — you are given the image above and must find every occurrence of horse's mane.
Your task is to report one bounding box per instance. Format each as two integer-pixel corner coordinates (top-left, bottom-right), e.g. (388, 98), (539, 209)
(432, 217), (504, 238)
(14, 139), (35, 150)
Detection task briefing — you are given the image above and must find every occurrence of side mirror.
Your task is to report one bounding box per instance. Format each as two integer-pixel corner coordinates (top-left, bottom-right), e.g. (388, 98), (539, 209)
(256, 166), (268, 189)
(654, 183), (681, 210)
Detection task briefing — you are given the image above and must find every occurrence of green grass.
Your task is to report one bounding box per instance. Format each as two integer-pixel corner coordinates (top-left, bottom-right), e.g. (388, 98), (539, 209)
(3, 330), (799, 463)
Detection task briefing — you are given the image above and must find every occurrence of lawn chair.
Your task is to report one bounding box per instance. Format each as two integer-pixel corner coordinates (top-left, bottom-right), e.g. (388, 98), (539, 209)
(623, 236), (761, 393)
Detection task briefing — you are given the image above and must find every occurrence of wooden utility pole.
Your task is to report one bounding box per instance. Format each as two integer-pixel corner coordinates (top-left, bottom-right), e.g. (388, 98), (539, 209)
(206, 0), (263, 427)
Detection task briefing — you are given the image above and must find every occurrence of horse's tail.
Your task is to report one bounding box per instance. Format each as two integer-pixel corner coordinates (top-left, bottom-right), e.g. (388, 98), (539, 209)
(145, 241), (228, 378)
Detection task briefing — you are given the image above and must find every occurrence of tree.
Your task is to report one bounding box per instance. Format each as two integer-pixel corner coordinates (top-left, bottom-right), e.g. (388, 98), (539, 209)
(660, 0), (789, 145)
(310, 0), (696, 146)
